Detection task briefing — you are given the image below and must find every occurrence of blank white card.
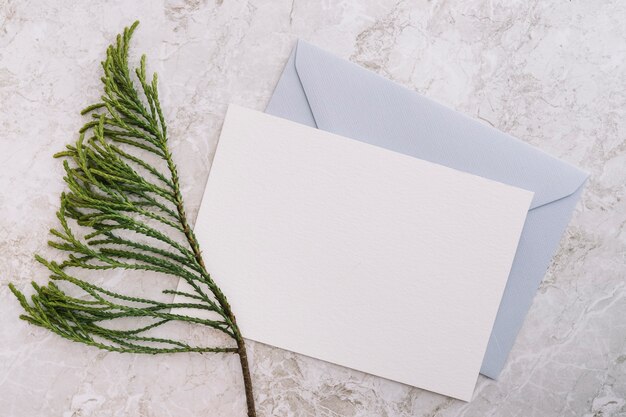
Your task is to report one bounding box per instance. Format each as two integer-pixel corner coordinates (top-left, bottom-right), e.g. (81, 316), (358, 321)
(178, 105), (533, 400)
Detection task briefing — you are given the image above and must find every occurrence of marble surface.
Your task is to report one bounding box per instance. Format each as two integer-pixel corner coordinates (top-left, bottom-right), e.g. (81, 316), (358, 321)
(1, 1), (625, 416)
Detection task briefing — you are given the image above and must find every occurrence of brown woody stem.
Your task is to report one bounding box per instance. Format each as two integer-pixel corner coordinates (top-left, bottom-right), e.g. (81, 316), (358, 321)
(234, 319), (256, 417)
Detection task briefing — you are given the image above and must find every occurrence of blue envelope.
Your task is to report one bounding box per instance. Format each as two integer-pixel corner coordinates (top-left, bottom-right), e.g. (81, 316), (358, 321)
(265, 40), (588, 379)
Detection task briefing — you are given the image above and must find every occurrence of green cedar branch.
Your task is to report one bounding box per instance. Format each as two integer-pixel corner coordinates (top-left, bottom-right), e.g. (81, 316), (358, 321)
(9, 21), (256, 416)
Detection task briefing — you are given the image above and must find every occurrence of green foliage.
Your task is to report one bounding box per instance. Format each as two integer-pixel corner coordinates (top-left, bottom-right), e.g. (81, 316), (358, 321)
(9, 22), (257, 415)
(10, 22), (257, 415)
(9, 21), (241, 356)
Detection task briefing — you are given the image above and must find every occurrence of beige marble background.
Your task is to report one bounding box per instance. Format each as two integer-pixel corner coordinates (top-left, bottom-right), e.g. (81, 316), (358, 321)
(1, 1), (625, 416)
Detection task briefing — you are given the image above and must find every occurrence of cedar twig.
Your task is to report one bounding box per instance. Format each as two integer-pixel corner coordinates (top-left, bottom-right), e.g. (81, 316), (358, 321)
(9, 21), (256, 417)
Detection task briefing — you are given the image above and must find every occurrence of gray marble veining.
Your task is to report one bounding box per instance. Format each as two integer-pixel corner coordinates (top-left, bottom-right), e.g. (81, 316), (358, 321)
(0, 1), (624, 416)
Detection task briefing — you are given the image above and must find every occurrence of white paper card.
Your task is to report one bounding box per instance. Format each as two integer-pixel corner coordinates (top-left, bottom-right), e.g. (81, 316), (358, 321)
(176, 105), (533, 401)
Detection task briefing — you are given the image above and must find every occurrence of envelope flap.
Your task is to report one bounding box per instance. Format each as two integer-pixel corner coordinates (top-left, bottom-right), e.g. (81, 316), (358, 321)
(293, 40), (588, 209)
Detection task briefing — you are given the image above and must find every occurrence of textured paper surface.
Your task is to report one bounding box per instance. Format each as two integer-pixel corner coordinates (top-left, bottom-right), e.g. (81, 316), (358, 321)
(177, 105), (533, 401)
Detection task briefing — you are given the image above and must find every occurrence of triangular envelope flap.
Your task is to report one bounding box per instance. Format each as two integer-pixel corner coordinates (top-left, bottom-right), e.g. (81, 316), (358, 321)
(293, 40), (588, 210)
